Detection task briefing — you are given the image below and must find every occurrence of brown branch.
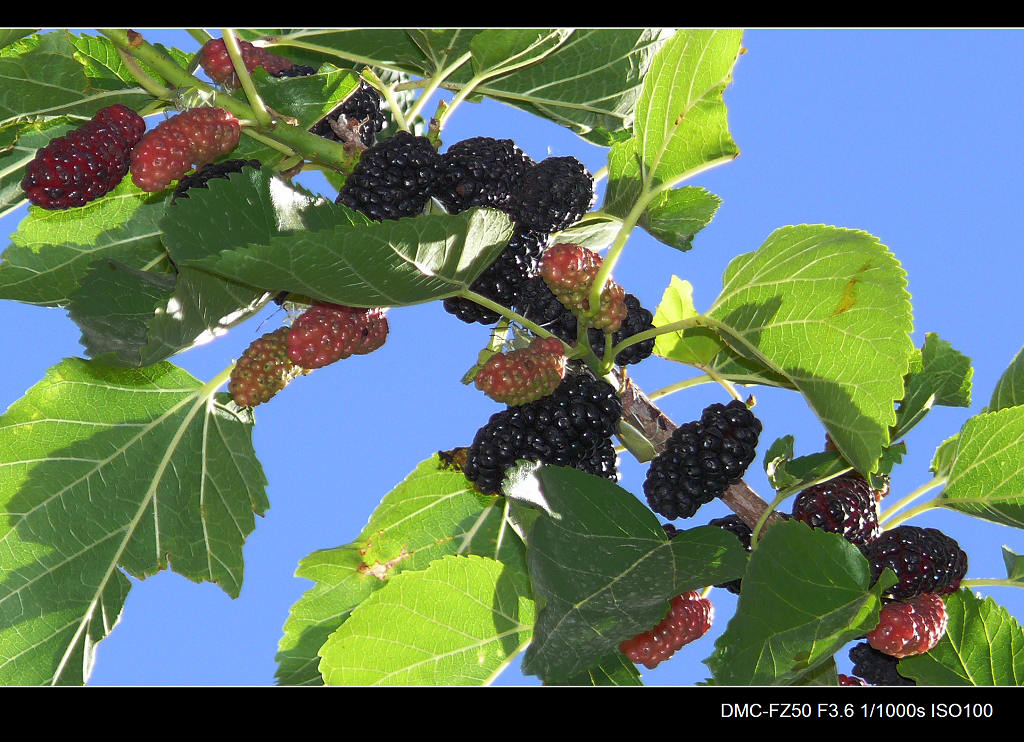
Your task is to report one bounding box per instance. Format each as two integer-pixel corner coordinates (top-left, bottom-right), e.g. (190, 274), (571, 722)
(616, 370), (786, 535)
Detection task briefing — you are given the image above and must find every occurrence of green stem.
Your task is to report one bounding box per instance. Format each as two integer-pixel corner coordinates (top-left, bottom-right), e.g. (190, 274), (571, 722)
(881, 498), (942, 530)
(361, 68), (408, 132)
(222, 29), (272, 127)
(608, 314), (704, 360)
(878, 476), (947, 525)
(114, 48), (174, 100)
(404, 51), (472, 132)
(961, 578), (1024, 590)
(100, 29), (362, 175)
(705, 365), (743, 402)
(459, 289), (566, 349)
(646, 374), (715, 402)
(186, 29), (214, 46)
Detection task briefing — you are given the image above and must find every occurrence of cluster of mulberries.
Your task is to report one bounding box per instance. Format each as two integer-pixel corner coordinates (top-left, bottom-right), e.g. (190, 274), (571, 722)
(199, 38), (315, 87)
(131, 107), (241, 192)
(311, 82), (389, 149)
(463, 365), (621, 495)
(643, 400), (763, 520)
(619, 591), (714, 670)
(21, 104), (146, 210)
(515, 278), (656, 366)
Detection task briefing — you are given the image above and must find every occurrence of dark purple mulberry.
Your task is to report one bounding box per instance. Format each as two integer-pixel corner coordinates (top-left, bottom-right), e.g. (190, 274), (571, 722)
(510, 155), (595, 234)
(310, 82), (388, 148)
(848, 642), (916, 686)
(443, 229), (549, 325)
(335, 131), (440, 221)
(464, 366), (621, 495)
(643, 400), (762, 520)
(860, 525), (968, 600)
(435, 136), (535, 215)
(22, 104), (146, 210)
(791, 476), (881, 546)
(171, 158), (262, 202)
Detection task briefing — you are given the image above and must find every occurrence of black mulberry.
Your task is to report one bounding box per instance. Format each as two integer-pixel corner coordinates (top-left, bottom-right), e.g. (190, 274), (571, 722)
(848, 642), (916, 686)
(443, 229), (549, 325)
(464, 367), (621, 495)
(643, 400), (762, 520)
(335, 131), (440, 221)
(435, 136), (535, 215)
(510, 156), (595, 234)
(311, 82), (388, 148)
(791, 476), (881, 546)
(860, 525), (967, 600)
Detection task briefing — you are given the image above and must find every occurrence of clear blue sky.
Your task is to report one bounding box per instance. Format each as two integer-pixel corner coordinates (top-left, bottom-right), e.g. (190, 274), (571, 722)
(2, 28), (1023, 686)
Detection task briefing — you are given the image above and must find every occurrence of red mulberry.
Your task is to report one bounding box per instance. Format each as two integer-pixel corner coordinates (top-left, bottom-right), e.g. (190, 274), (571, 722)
(287, 303), (389, 369)
(131, 107), (241, 192)
(199, 38), (310, 87)
(867, 593), (948, 658)
(473, 336), (567, 406)
(619, 591), (714, 670)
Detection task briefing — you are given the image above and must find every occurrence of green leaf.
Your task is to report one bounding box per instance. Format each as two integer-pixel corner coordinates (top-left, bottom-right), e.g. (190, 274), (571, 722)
(518, 465), (747, 684)
(318, 555), (534, 686)
(67, 261), (269, 367)
(0, 177), (170, 306)
(639, 186), (721, 251)
(0, 32), (144, 127)
(0, 360), (268, 685)
(275, 453), (526, 686)
(187, 206), (515, 308)
(706, 225), (915, 476)
(255, 66), (361, 131)
(989, 343), (1024, 412)
(705, 520), (894, 685)
(469, 29), (569, 78)
(651, 275), (793, 388)
(0, 29), (36, 52)
(1001, 546), (1024, 584)
(938, 405), (1024, 528)
(267, 29), (440, 76)
(476, 29), (674, 144)
(562, 653), (643, 686)
(893, 332), (973, 440)
(898, 590), (1024, 685)
(631, 29), (743, 190)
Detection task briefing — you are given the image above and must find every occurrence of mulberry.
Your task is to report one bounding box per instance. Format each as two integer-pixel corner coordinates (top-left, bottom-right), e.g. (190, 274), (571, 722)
(228, 327), (306, 407)
(21, 104), (146, 210)
(643, 400), (762, 520)
(861, 525), (968, 600)
(619, 591), (714, 670)
(435, 136), (535, 215)
(791, 476), (881, 546)
(539, 243), (627, 333)
(310, 81), (388, 149)
(199, 38), (311, 87)
(335, 131), (440, 221)
(848, 642), (916, 686)
(867, 593), (948, 658)
(287, 302), (389, 369)
(510, 155), (594, 234)
(464, 366), (621, 495)
(473, 336), (567, 406)
(442, 229), (548, 325)
(130, 107), (241, 192)
(171, 158), (262, 202)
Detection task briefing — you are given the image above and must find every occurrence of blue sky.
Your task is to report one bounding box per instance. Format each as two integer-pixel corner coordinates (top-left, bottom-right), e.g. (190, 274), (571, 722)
(2, 28), (1023, 686)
